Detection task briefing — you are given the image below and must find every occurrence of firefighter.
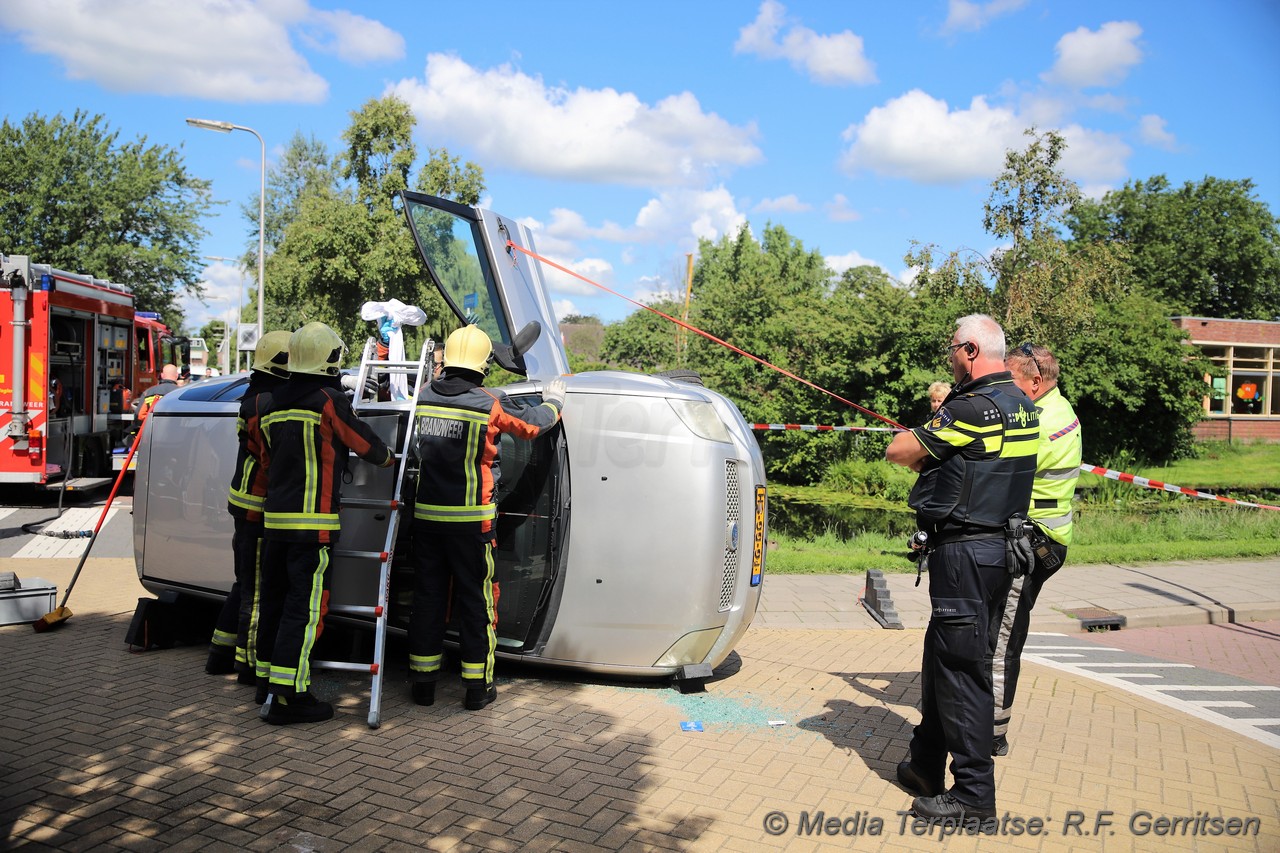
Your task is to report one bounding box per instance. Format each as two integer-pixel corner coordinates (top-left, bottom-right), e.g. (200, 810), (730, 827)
(204, 331), (291, 687)
(408, 325), (566, 710)
(255, 322), (394, 725)
(129, 363), (180, 438)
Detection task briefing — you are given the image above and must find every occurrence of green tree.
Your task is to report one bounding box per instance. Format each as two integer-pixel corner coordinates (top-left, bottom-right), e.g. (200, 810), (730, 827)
(261, 96), (485, 353)
(1068, 175), (1280, 319)
(0, 110), (212, 326)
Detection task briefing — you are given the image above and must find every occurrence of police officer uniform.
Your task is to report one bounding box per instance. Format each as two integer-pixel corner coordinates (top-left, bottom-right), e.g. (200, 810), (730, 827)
(993, 384), (1081, 753)
(901, 371), (1039, 815)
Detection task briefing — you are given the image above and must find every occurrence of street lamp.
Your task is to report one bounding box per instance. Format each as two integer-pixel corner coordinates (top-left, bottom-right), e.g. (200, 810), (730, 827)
(204, 255), (244, 372)
(186, 118), (266, 338)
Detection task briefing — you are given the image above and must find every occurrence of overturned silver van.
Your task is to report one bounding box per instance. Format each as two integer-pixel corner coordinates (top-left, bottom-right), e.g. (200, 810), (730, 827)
(133, 191), (766, 685)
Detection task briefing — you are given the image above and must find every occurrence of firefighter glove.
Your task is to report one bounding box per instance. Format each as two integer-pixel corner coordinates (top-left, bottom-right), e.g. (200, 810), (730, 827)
(543, 378), (567, 411)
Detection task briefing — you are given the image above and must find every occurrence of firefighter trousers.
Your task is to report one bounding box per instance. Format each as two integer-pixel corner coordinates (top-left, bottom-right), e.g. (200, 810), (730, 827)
(255, 540), (330, 696)
(993, 540), (1068, 741)
(408, 526), (496, 687)
(210, 517), (265, 672)
(908, 538), (1012, 810)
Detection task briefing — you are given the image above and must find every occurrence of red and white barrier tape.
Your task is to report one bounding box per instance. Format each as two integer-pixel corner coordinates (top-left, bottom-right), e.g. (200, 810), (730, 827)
(751, 423), (896, 433)
(1079, 463), (1280, 511)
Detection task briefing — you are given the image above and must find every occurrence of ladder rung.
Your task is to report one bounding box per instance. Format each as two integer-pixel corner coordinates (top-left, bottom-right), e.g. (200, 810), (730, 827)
(332, 549), (390, 562)
(343, 498), (400, 510)
(312, 659), (379, 674)
(327, 603), (385, 617)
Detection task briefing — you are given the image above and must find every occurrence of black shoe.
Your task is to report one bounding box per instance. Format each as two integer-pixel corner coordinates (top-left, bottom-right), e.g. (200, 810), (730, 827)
(237, 666), (257, 686)
(255, 678), (269, 706)
(463, 683), (497, 710)
(412, 681), (436, 707)
(205, 649), (236, 675)
(897, 761), (943, 798)
(263, 692), (334, 725)
(911, 793), (996, 821)
(992, 734), (1009, 756)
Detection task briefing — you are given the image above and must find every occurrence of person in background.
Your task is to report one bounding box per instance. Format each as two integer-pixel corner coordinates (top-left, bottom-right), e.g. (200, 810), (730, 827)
(255, 323), (394, 725)
(992, 342), (1082, 756)
(928, 380), (952, 414)
(885, 314), (1039, 822)
(204, 331), (291, 694)
(407, 325), (566, 711)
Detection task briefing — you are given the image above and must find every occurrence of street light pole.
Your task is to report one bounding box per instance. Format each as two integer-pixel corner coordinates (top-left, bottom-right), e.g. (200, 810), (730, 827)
(203, 255), (244, 371)
(186, 118), (266, 338)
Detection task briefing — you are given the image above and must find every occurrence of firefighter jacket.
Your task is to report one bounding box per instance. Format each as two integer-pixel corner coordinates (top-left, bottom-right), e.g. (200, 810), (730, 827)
(411, 373), (562, 534)
(259, 376), (394, 543)
(907, 372), (1040, 539)
(226, 373), (285, 522)
(1027, 386), (1082, 546)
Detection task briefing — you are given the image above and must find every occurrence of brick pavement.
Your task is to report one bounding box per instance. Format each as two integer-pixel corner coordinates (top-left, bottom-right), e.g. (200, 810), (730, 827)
(2, 557), (1278, 851)
(1080, 620), (1280, 688)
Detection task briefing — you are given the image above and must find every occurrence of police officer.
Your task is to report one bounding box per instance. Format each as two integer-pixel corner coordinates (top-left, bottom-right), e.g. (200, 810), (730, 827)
(255, 323), (394, 724)
(204, 331), (291, 688)
(407, 325), (566, 710)
(886, 314), (1039, 821)
(993, 342), (1082, 756)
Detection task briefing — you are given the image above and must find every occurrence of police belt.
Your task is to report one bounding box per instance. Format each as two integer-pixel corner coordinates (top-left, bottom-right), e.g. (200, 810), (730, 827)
(927, 528), (1004, 548)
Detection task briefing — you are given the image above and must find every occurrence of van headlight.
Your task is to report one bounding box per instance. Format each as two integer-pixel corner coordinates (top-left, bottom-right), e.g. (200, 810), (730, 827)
(668, 399), (731, 444)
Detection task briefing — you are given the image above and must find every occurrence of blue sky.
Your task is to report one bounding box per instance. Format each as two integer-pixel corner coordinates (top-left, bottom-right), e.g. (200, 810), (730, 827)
(3, 0), (1278, 333)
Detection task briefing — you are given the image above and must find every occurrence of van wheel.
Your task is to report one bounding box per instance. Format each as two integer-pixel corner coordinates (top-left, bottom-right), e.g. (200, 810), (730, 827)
(655, 369), (704, 386)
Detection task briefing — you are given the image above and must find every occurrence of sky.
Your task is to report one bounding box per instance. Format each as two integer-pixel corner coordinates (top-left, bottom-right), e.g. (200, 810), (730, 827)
(2, 0), (1278, 335)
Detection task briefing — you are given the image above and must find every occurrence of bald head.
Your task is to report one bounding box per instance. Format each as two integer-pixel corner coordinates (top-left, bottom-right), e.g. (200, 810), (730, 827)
(161, 364), (179, 382)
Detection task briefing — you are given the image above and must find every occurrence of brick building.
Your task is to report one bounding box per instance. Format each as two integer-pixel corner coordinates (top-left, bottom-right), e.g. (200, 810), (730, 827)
(1173, 316), (1280, 442)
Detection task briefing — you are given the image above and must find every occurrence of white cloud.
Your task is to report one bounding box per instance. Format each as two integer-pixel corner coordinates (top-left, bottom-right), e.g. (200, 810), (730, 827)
(826, 250), (890, 276)
(300, 9), (404, 64)
(840, 89), (1131, 185)
(735, 0), (876, 86)
(1044, 21), (1143, 88)
(824, 193), (861, 222)
(840, 89), (1022, 183)
(551, 299), (580, 322)
(632, 276), (682, 307)
(941, 0), (1028, 34)
(388, 54), (761, 187)
(633, 188), (747, 245)
(754, 194), (811, 214)
(1138, 114), (1177, 150)
(0, 0), (402, 102)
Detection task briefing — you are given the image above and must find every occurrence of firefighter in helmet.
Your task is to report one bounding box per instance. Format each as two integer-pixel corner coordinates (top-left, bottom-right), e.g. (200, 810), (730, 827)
(205, 331), (291, 688)
(407, 324), (566, 710)
(255, 322), (394, 725)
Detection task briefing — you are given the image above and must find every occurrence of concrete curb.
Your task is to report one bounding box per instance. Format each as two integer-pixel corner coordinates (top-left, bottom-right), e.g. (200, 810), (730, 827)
(1032, 602), (1280, 633)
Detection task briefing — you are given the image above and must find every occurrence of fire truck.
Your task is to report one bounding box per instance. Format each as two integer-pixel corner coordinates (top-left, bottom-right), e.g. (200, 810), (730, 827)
(1, 254), (184, 488)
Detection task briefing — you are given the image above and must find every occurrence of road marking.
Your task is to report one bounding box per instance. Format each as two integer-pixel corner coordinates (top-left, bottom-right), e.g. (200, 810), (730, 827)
(12, 508), (116, 559)
(1025, 633), (1280, 749)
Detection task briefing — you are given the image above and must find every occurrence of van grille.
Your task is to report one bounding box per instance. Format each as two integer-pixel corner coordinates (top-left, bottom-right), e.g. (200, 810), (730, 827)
(720, 461), (740, 612)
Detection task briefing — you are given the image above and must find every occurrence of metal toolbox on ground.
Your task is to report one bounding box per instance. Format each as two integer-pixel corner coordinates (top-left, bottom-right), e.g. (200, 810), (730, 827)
(0, 578), (57, 626)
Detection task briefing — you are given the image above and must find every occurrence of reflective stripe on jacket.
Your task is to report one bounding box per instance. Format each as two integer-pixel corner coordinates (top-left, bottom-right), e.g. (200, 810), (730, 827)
(1028, 386), (1082, 546)
(412, 377), (561, 533)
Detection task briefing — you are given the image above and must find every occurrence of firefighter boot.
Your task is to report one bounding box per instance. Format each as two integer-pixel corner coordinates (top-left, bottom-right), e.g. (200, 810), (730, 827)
(411, 681), (436, 707)
(263, 691), (334, 725)
(464, 683), (497, 711)
(205, 648), (236, 675)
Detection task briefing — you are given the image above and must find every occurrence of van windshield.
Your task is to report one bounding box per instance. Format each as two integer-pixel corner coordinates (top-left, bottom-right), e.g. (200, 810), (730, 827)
(402, 193), (511, 346)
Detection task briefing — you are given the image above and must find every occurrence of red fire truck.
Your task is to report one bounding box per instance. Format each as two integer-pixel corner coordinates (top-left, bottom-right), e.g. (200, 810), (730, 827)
(1, 254), (184, 488)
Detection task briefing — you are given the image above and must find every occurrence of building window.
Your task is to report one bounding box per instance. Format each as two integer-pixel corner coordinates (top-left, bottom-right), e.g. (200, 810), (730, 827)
(1199, 344), (1276, 417)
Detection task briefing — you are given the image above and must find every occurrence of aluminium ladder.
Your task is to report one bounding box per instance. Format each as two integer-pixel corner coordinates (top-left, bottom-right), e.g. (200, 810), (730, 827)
(310, 336), (433, 728)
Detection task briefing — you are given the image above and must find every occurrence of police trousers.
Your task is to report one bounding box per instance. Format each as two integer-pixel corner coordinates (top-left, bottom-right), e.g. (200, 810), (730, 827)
(210, 517), (265, 671)
(408, 525), (496, 687)
(993, 540), (1068, 740)
(255, 540), (330, 696)
(909, 538), (1012, 810)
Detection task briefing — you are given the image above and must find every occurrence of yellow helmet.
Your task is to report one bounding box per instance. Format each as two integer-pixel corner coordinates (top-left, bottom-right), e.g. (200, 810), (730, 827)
(251, 330), (291, 379)
(288, 322), (345, 376)
(443, 325), (493, 374)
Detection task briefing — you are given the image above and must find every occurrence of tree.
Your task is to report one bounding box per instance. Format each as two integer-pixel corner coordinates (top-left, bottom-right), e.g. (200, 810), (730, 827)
(260, 96), (485, 350)
(0, 110), (212, 326)
(1068, 175), (1280, 319)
